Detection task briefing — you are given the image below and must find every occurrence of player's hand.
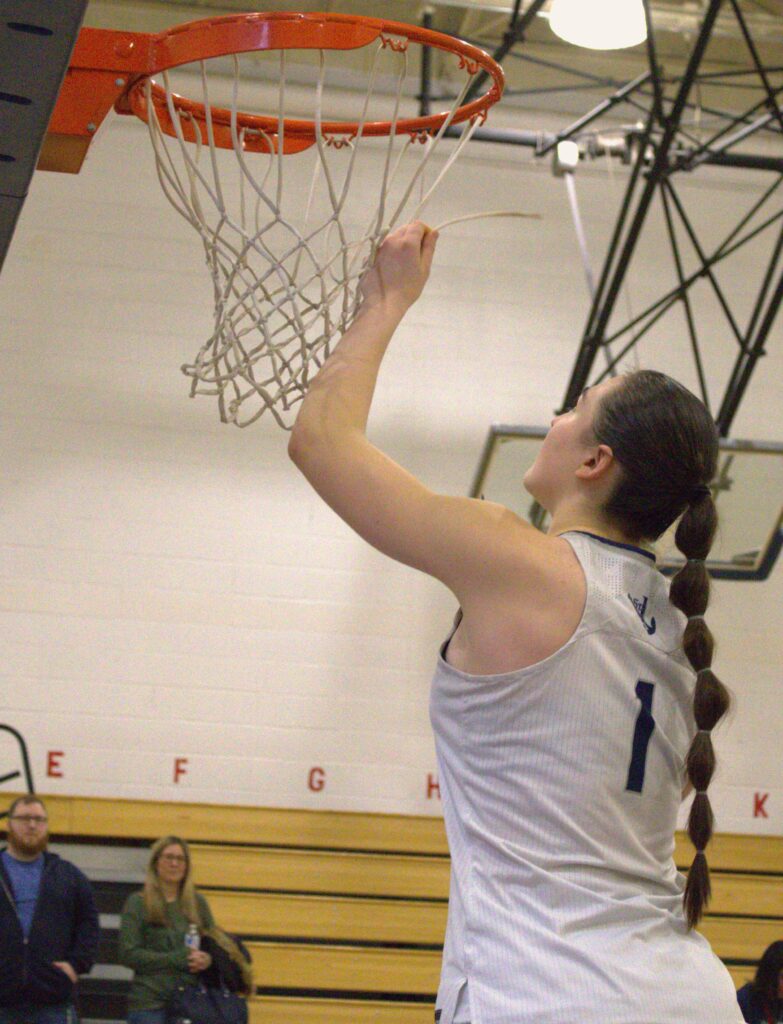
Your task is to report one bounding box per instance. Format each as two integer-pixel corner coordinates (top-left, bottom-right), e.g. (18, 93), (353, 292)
(52, 961), (78, 984)
(359, 221), (438, 314)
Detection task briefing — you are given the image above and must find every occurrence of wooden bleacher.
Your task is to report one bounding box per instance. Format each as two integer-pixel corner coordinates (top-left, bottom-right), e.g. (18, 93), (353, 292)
(11, 794), (782, 1022)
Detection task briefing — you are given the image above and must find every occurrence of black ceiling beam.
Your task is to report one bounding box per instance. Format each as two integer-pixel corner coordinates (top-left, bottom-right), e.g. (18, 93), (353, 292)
(658, 180), (711, 409)
(418, 5), (435, 116)
(438, 1), (783, 435)
(716, 234), (783, 435)
(559, 0), (726, 413)
(536, 70), (653, 157)
(642, 0), (665, 122)
(670, 85), (783, 172)
(444, 123), (783, 172)
(728, 0), (783, 136)
(705, 152), (783, 171)
(0, 725), (35, 810)
(462, 0), (548, 106)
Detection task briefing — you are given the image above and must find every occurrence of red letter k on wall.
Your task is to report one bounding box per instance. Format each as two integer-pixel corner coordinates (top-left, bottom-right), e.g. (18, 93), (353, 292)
(753, 792), (769, 818)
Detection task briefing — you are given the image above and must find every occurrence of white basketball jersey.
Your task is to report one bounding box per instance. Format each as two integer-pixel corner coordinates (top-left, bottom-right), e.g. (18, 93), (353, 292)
(429, 530), (743, 1024)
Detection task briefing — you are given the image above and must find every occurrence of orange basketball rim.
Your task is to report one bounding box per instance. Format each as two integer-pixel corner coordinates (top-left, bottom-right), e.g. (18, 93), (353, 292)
(41, 11), (506, 173)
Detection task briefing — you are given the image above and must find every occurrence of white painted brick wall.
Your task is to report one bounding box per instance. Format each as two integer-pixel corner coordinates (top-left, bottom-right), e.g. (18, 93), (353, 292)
(0, 60), (781, 835)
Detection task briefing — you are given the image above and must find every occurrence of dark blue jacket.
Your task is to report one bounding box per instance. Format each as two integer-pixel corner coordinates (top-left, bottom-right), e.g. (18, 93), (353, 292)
(737, 981), (780, 1024)
(0, 849), (100, 1008)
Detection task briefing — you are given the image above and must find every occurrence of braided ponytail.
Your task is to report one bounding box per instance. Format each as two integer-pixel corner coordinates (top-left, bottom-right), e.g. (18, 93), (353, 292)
(669, 489), (730, 929)
(592, 370), (728, 931)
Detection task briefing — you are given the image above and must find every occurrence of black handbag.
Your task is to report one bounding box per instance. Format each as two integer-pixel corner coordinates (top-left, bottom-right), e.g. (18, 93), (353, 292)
(199, 933), (252, 995)
(167, 980), (248, 1024)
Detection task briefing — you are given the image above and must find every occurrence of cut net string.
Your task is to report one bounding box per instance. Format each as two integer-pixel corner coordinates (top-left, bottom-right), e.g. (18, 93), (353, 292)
(145, 39), (524, 428)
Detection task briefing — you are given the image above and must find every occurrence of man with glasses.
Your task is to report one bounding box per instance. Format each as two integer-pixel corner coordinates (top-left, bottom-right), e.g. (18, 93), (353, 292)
(0, 795), (100, 1024)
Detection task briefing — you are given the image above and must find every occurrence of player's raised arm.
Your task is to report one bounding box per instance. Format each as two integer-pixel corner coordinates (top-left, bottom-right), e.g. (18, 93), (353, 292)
(289, 221), (435, 444)
(287, 221), (547, 599)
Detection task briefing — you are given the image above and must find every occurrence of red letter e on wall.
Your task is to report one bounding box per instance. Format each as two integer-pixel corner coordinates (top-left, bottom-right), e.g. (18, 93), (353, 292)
(47, 751), (64, 778)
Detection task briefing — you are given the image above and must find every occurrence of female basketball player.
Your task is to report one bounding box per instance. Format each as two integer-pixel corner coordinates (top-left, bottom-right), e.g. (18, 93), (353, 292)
(289, 222), (744, 1024)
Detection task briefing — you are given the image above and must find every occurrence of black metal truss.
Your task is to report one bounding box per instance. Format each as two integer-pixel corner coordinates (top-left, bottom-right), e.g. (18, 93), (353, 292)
(419, 0), (783, 437)
(0, 724), (35, 815)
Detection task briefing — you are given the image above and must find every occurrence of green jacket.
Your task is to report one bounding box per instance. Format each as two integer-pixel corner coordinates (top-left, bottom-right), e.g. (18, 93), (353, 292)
(118, 891), (215, 1011)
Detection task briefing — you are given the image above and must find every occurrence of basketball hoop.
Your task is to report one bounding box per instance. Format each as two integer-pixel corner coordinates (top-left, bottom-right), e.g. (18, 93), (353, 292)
(46, 13), (505, 428)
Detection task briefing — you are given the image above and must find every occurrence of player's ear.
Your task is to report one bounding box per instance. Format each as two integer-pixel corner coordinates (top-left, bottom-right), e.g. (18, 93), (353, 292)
(575, 443), (615, 482)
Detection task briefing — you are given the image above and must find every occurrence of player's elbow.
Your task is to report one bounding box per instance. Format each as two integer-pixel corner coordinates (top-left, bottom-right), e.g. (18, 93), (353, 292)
(287, 424), (306, 466)
(288, 418), (330, 475)
(289, 409), (361, 468)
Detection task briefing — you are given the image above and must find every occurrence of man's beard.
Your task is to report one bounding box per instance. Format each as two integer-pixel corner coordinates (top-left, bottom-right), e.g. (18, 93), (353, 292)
(11, 833), (48, 857)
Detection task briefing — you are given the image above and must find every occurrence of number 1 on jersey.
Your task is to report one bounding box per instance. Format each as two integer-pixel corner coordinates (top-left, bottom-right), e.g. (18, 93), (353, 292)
(626, 680), (656, 793)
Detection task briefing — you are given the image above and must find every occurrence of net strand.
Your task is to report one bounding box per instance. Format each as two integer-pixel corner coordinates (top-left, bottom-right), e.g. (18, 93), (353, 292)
(433, 210), (540, 231)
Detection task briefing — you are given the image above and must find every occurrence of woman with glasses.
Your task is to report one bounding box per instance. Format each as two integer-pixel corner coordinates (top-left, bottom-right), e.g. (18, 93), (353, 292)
(118, 836), (215, 1024)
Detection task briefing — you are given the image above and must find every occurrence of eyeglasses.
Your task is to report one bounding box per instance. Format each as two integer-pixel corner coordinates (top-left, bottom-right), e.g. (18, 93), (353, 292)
(159, 854), (187, 863)
(10, 815), (48, 826)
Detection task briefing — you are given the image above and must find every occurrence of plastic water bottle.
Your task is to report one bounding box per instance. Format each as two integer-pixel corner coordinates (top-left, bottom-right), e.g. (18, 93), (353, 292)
(184, 923), (200, 951)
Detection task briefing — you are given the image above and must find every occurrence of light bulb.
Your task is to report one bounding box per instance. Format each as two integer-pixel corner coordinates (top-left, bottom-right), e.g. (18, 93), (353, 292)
(549, 0), (647, 50)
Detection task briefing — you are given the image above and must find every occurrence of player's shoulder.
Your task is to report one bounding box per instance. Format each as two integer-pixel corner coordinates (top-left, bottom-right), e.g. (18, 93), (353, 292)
(472, 501), (584, 585)
(456, 510), (585, 631)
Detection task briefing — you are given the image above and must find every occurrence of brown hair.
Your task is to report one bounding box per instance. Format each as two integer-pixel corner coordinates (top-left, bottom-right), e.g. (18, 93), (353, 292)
(143, 835), (203, 927)
(593, 369), (730, 929)
(7, 795), (47, 818)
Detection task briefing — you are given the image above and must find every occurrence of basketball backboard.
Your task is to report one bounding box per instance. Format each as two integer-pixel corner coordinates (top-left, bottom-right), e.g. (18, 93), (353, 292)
(0, 2), (88, 274)
(470, 426), (783, 580)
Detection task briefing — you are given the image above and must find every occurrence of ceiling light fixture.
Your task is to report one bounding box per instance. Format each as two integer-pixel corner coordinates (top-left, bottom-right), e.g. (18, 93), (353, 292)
(549, 0), (648, 50)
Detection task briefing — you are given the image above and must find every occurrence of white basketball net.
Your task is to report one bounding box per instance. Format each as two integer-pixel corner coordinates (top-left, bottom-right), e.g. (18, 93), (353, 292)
(144, 35), (487, 428)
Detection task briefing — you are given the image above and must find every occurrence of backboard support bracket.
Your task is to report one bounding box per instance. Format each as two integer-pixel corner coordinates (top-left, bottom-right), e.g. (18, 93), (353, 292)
(0, 0), (89, 270)
(38, 28), (151, 173)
